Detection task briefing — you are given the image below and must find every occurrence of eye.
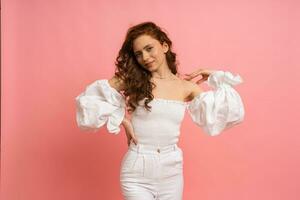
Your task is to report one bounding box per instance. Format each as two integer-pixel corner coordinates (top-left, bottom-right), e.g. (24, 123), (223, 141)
(135, 47), (152, 58)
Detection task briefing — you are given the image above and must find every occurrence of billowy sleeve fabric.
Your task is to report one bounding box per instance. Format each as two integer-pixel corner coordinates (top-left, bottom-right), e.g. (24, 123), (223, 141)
(187, 70), (245, 136)
(75, 79), (126, 134)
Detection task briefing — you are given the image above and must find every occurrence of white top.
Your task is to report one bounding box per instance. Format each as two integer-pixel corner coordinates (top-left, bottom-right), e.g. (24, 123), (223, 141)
(75, 70), (245, 146)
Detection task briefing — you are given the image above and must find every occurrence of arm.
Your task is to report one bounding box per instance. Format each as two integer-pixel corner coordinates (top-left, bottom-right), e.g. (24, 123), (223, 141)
(75, 78), (126, 134)
(182, 79), (203, 102)
(122, 117), (138, 146)
(108, 75), (138, 145)
(108, 75), (125, 92)
(186, 70), (245, 136)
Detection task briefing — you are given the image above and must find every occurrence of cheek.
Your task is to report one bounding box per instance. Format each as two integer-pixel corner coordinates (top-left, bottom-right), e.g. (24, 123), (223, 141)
(155, 50), (165, 61)
(151, 49), (161, 59)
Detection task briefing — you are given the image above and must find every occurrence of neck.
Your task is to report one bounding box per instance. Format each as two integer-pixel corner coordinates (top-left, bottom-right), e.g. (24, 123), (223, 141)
(152, 67), (173, 79)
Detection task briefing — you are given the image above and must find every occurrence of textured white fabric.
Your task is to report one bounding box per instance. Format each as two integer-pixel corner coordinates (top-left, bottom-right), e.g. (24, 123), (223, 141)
(75, 79), (126, 134)
(75, 70), (245, 199)
(186, 70), (245, 136)
(75, 70), (245, 137)
(131, 98), (186, 146)
(120, 142), (184, 200)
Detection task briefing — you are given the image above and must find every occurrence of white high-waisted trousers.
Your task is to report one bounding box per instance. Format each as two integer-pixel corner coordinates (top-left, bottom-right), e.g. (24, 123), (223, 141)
(120, 142), (184, 200)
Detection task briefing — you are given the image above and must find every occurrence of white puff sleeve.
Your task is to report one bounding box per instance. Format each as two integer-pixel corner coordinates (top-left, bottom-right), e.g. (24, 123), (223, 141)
(75, 79), (126, 134)
(187, 70), (245, 136)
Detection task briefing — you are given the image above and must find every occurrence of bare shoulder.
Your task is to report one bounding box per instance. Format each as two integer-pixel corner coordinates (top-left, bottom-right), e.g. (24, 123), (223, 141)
(108, 75), (125, 92)
(180, 79), (203, 101)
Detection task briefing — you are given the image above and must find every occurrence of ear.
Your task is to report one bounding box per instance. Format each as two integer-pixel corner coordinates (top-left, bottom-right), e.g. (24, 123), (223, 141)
(162, 41), (169, 53)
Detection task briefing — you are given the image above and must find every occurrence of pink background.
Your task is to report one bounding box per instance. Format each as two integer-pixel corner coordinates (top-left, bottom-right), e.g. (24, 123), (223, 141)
(1, 0), (300, 199)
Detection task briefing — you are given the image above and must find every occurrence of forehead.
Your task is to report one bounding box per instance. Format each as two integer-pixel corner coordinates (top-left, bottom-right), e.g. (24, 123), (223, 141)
(132, 35), (159, 51)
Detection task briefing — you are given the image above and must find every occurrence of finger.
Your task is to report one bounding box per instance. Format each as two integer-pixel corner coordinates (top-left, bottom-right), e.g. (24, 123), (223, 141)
(185, 68), (204, 76)
(184, 73), (194, 77)
(187, 74), (204, 81)
(184, 73), (199, 80)
(125, 133), (131, 141)
(196, 78), (206, 84)
(131, 136), (138, 145)
(184, 72), (197, 78)
(188, 70), (206, 79)
(132, 138), (137, 145)
(128, 137), (134, 146)
(183, 76), (193, 81)
(188, 68), (205, 77)
(127, 139), (130, 146)
(193, 69), (205, 77)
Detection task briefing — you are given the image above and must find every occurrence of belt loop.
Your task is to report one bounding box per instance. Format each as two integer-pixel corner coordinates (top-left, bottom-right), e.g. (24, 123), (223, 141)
(142, 155), (145, 177)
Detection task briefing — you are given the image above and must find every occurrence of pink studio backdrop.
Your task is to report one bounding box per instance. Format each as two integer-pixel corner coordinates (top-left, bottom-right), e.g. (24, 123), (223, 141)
(1, 0), (300, 200)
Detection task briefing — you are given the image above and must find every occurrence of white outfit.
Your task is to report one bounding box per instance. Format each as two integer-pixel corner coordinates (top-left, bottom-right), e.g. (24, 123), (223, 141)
(75, 70), (245, 200)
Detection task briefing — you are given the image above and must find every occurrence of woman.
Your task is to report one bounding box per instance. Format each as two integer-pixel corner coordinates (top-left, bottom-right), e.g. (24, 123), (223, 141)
(75, 21), (245, 200)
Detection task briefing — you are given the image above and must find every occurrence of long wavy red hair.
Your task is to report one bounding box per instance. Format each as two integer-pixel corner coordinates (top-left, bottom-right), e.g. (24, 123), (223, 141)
(114, 21), (180, 113)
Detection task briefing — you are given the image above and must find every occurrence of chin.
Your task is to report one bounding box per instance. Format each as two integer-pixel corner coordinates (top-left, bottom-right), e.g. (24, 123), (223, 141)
(148, 66), (159, 72)
(143, 64), (156, 72)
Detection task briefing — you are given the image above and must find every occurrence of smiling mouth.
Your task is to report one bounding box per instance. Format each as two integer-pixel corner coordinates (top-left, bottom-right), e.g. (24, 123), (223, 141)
(145, 61), (154, 66)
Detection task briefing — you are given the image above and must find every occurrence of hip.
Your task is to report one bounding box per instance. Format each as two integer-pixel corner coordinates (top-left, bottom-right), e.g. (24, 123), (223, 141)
(120, 142), (184, 179)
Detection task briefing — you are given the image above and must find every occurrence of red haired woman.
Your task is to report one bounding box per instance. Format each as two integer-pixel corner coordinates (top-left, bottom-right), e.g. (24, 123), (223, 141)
(75, 21), (245, 200)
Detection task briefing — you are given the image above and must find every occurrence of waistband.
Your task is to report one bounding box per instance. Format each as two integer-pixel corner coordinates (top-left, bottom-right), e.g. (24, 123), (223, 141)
(128, 142), (179, 154)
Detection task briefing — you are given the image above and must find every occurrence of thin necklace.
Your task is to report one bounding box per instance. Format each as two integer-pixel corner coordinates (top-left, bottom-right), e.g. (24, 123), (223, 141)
(152, 74), (176, 80)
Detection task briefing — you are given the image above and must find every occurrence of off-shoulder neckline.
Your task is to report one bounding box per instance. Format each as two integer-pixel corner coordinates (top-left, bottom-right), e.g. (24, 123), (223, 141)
(103, 79), (194, 106)
(151, 98), (188, 105)
(151, 93), (205, 106)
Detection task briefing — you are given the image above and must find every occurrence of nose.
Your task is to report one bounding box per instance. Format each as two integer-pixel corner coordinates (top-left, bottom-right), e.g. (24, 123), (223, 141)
(142, 52), (150, 63)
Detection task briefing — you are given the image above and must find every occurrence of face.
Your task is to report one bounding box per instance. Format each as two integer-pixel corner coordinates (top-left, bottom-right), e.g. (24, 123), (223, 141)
(132, 34), (169, 72)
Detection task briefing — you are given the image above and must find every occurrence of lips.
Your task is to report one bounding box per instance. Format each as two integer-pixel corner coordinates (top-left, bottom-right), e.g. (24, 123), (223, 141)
(145, 61), (154, 66)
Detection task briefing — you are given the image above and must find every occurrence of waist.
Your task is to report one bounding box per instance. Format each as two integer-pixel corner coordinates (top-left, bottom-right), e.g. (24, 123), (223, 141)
(128, 141), (180, 155)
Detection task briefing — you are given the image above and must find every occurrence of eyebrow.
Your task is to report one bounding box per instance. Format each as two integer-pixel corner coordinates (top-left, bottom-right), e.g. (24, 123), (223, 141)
(134, 44), (153, 54)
